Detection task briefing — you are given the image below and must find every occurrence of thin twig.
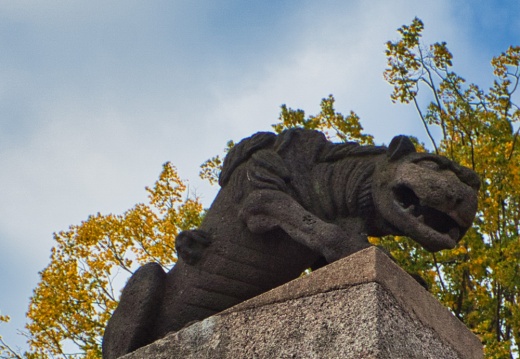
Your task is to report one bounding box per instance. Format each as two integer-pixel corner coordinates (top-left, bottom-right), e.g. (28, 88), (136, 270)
(432, 253), (447, 292)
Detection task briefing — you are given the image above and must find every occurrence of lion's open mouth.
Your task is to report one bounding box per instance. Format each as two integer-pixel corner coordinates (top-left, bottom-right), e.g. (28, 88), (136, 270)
(393, 185), (461, 241)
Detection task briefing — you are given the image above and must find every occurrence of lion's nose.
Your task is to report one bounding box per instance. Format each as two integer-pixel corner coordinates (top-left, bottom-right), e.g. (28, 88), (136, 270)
(446, 185), (478, 228)
(443, 192), (461, 208)
(415, 176), (478, 228)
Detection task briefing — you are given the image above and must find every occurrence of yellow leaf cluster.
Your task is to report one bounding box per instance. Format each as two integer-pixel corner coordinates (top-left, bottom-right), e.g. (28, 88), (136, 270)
(198, 140), (234, 185)
(23, 162), (203, 358)
(384, 19), (520, 358)
(273, 95), (374, 145)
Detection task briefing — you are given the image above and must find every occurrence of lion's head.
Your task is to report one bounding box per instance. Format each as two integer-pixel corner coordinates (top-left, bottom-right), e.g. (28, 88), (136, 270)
(370, 136), (480, 252)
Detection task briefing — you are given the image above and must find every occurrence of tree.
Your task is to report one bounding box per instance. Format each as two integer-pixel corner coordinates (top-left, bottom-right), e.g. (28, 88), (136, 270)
(2, 163), (203, 358)
(273, 94), (374, 145)
(383, 18), (520, 358)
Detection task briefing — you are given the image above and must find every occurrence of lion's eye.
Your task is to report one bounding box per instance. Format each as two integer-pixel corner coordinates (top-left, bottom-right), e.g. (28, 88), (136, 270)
(418, 160), (440, 171)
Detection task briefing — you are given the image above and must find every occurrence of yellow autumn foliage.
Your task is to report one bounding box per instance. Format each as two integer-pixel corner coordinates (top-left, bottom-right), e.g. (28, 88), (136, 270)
(22, 162), (203, 358)
(384, 18), (520, 358)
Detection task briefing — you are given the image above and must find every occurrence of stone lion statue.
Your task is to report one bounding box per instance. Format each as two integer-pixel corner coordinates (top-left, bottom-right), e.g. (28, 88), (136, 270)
(103, 129), (480, 358)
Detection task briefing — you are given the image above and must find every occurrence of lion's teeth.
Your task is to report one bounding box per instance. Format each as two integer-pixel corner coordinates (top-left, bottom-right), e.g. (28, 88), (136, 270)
(404, 205), (415, 213)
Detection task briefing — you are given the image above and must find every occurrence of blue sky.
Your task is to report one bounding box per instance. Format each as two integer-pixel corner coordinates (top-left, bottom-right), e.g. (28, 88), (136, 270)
(1, 0), (519, 353)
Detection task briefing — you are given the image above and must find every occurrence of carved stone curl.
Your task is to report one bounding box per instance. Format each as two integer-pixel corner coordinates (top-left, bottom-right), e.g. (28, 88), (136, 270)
(102, 129), (480, 359)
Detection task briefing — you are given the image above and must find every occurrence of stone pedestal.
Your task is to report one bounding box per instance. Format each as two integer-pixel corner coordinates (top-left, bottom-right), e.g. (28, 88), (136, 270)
(121, 247), (483, 359)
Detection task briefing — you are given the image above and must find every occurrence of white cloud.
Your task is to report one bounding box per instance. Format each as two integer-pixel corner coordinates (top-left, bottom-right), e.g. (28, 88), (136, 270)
(206, 0), (465, 146)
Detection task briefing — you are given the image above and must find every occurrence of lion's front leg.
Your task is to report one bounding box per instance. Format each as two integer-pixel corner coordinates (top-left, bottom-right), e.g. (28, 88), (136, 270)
(239, 189), (371, 263)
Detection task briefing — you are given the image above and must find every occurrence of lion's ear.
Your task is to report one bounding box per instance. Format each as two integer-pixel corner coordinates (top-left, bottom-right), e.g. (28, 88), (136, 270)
(387, 135), (416, 161)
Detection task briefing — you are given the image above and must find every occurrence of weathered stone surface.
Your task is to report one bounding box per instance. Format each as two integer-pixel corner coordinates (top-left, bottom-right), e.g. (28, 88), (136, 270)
(121, 247), (483, 359)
